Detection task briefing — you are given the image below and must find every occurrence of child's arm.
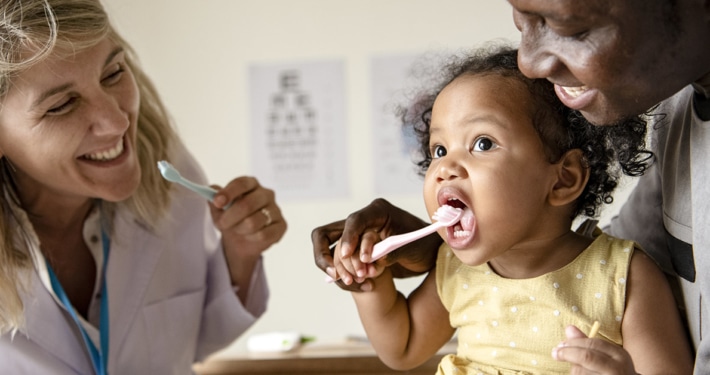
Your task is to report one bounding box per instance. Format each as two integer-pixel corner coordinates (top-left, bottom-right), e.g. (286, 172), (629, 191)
(620, 250), (694, 373)
(553, 249), (694, 374)
(352, 268), (455, 370)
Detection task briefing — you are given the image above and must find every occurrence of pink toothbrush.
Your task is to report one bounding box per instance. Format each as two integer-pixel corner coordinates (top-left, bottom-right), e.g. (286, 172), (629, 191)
(324, 205), (463, 283)
(369, 205), (464, 262)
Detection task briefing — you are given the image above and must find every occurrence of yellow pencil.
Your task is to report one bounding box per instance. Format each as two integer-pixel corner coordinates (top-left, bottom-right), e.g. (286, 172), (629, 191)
(588, 320), (600, 338)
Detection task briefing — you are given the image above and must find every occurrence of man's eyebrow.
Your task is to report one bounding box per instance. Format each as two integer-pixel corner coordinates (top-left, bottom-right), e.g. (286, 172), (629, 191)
(30, 46), (125, 111)
(514, 5), (579, 24)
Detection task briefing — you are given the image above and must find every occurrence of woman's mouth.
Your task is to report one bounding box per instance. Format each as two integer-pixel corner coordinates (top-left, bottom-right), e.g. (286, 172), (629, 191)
(82, 139), (124, 161)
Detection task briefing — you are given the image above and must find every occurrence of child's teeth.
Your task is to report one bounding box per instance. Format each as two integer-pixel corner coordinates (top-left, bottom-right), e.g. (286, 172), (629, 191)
(454, 230), (472, 238)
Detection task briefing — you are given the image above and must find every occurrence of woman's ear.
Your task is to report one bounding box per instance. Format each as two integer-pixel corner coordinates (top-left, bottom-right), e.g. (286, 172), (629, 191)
(549, 149), (589, 207)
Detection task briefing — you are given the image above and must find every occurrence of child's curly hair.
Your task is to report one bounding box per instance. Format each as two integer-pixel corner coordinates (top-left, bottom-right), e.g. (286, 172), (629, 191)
(400, 44), (654, 219)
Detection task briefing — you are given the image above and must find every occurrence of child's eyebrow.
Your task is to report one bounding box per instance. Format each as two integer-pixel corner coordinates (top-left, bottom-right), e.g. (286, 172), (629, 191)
(462, 114), (512, 130)
(429, 115), (509, 137)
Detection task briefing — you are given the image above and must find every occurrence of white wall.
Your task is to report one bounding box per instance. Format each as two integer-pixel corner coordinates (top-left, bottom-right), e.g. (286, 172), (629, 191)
(101, 0), (635, 355)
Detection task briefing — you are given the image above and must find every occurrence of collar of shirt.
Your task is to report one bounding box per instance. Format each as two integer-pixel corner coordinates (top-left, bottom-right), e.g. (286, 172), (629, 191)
(6, 194), (105, 347)
(692, 72), (710, 121)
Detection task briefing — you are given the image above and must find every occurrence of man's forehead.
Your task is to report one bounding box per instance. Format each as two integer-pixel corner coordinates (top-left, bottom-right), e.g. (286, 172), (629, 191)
(508, 0), (612, 17)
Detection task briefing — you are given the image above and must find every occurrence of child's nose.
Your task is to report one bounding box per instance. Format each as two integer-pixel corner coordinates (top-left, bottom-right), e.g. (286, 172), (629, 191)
(436, 156), (467, 182)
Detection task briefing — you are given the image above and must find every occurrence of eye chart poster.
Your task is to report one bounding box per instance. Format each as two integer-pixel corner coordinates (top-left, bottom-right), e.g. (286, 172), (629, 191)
(249, 60), (348, 201)
(371, 54), (425, 195)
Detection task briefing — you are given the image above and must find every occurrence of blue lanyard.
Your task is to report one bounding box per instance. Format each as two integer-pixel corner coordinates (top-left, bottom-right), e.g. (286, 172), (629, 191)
(47, 229), (110, 375)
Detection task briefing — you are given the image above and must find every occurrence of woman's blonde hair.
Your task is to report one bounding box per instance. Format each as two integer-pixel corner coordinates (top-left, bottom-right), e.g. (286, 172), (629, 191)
(0, 0), (177, 334)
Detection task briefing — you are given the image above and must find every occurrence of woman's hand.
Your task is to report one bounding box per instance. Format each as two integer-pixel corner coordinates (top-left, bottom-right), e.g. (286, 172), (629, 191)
(311, 198), (442, 292)
(209, 176), (286, 300)
(552, 325), (637, 375)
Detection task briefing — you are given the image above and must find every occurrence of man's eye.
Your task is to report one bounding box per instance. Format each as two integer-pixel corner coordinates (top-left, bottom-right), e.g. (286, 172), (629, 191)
(431, 145), (447, 158)
(473, 137), (497, 152)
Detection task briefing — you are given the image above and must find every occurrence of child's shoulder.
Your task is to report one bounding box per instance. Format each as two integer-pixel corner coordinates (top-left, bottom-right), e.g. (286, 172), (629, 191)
(576, 220), (639, 256)
(580, 230), (668, 294)
(580, 230), (637, 264)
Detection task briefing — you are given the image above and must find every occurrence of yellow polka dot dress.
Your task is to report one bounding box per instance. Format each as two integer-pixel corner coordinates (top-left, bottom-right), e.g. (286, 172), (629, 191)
(435, 232), (633, 375)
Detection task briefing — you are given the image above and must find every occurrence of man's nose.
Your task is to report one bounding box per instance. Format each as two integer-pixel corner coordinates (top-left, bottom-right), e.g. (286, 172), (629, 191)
(516, 25), (560, 80)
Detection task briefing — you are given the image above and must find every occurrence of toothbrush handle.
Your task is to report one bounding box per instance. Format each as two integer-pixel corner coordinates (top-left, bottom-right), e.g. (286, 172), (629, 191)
(370, 222), (443, 262)
(177, 179), (218, 202)
(322, 222), (441, 283)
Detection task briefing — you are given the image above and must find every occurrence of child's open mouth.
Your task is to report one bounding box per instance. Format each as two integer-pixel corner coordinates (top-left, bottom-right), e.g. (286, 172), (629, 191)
(444, 198), (476, 243)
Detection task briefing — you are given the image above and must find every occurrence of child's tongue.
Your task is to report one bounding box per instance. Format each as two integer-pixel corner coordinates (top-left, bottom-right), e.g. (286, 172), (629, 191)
(451, 207), (476, 239)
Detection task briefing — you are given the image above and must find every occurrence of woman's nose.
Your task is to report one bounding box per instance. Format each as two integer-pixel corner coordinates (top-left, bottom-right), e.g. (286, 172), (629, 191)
(88, 94), (130, 136)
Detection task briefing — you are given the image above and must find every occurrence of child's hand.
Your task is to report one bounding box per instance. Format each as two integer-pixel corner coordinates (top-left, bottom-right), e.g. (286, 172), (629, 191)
(552, 325), (637, 374)
(332, 234), (384, 287)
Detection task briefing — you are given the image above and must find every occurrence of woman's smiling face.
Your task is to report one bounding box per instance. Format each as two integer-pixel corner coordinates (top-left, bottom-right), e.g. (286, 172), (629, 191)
(0, 37), (141, 207)
(423, 74), (561, 266)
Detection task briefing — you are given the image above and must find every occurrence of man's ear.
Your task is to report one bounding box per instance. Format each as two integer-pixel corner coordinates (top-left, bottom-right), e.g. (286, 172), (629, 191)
(549, 149), (589, 207)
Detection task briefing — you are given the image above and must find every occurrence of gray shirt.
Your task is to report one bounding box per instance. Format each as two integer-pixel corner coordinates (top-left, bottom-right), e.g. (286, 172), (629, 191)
(609, 81), (710, 373)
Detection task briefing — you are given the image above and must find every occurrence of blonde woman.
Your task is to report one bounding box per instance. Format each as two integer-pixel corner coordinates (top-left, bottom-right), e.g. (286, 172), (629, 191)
(0, 0), (286, 373)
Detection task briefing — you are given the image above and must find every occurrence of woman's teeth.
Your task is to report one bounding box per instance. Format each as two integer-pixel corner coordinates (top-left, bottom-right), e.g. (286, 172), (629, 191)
(85, 140), (123, 161)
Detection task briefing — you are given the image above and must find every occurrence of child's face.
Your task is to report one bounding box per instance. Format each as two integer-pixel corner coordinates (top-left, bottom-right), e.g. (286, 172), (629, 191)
(423, 74), (563, 266)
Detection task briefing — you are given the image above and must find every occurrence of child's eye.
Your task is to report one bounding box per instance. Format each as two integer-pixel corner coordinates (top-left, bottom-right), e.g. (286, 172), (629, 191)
(431, 145), (447, 159)
(473, 137), (497, 152)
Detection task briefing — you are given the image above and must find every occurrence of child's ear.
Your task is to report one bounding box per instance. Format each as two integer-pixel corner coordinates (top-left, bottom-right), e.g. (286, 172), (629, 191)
(549, 149), (589, 207)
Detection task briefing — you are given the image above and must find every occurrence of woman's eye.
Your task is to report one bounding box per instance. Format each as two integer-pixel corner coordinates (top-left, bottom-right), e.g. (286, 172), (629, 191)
(102, 64), (125, 85)
(431, 145), (447, 159)
(473, 137), (497, 152)
(46, 97), (77, 115)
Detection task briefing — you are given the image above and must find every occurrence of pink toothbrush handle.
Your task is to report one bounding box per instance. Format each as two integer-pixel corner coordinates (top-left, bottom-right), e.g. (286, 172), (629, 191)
(370, 222), (444, 262)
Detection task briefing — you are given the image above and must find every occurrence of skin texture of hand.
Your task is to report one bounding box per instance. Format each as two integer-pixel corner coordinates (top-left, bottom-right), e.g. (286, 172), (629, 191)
(332, 240), (385, 286)
(552, 325), (637, 375)
(311, 198), (443, 292)
(210, 176), (286, 303)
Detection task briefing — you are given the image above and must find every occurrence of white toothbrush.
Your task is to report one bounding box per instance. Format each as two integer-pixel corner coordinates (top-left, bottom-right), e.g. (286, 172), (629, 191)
(157, 160), (217, 202)
(325, 205), (463, 283)
(369, 205), (464, 262)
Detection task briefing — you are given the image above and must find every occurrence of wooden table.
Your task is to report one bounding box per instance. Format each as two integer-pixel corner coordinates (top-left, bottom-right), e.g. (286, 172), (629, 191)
(193, 339), (456, 375)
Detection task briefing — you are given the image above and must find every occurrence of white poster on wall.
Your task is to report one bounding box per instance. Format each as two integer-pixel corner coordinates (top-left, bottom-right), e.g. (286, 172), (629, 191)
(249, 60), (348, 201)
(370, 54), (425, 196)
